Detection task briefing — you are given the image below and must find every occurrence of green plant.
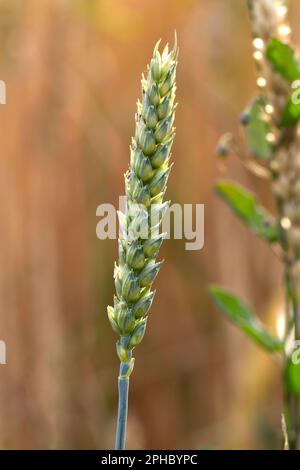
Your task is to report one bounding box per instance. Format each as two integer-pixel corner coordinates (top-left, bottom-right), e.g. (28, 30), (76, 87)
(211, 0), (300, 449)
(107, 38), (178, 450)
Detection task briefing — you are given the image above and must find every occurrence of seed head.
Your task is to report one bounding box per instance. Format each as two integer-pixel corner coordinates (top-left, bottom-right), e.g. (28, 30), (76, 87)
(107, 38), (178, 377)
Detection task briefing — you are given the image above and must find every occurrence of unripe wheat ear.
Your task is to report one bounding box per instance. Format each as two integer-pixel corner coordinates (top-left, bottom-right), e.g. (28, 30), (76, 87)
(107, 36), (178, 450)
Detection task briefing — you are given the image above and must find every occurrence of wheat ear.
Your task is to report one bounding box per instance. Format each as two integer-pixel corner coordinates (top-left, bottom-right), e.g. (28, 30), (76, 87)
(107, 37), (178, 450)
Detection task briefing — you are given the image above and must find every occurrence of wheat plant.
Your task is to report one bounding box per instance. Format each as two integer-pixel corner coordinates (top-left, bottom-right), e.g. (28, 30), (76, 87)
(210, 0), (300, 449)
(107, 38), (178, 450)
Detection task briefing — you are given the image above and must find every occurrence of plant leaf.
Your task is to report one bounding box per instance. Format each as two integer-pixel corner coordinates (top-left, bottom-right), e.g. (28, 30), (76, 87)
(284, 359), (300, 396)
(215, 181), (279, 243)
(244, 99), (273, 160)
(209, 286), (283, 353)
(266, 38), (300, 82)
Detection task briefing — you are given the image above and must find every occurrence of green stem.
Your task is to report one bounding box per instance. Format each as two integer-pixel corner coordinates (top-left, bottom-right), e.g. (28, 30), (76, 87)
(115, 363), (129, 450)
(284, 263), (300, 449)
(290, 271), (300, 451)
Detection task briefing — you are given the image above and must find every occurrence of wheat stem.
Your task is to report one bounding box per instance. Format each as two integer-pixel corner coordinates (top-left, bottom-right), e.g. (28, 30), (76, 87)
(115, 364), (130, 450)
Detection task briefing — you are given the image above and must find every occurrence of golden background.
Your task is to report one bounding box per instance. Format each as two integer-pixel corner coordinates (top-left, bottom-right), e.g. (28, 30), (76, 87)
(1, 0), (300, 449)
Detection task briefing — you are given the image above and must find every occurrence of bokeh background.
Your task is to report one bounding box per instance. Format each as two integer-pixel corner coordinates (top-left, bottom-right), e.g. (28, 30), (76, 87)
(1, 0), (300, 450)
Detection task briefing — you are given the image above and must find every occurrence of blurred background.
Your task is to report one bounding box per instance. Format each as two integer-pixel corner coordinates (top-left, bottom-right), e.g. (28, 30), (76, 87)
(1, 0), (300, 450)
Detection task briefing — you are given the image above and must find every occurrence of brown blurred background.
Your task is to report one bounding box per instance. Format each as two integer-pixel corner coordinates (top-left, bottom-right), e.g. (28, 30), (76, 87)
(1, 0), (300, 450)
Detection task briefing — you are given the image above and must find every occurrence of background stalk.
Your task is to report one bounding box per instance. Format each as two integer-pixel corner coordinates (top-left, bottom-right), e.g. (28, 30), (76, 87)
(248, 0), (300, 449)
(285, 262), (300, 448)
(212, 0), (300, 450)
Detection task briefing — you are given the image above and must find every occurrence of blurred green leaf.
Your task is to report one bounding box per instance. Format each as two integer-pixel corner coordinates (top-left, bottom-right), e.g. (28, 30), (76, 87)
(209, 286), (283, 353)
(281, 96), (300, 127)
(215, 181), (279, 243)
(266, 38), (300, 82)
(244, 99), (273, 160)
(284, 359), (300, 396)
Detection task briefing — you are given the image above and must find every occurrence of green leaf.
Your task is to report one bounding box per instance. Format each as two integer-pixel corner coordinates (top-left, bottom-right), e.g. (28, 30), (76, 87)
(209, 286), (283, 353)
(266, 38), (300, 82)
(281, 95), (300, 127)
(215, 181), (279, 243)
(244, 99), (273, 160)
(284, 359), (300, 396)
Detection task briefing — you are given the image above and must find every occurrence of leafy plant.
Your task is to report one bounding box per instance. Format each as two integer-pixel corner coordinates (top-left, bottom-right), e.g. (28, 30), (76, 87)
(107, 38), (178, 449)
(213, 0), (300, 449)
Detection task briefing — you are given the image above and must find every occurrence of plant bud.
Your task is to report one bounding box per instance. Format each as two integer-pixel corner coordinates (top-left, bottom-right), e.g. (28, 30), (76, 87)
(118, 240), (126, 265)
(114, 265), (122, 298)
(147, 82), (160, 106)
(144, 105), (158, 129)
(159, 64), (176, 97)
(122, 269), (141, 303)
(128, 208), (149, 241)
(216, 133), (232, 158)
(138, 260), (162, 288)
(154, 114), (174, 143)
(134, 153), (154, 182)
(107, 306), (121, 334)
(128, 320), (147, 349)
(157, 95), (171, 120)
(216, 143), (229, 157)
(128, 171), (141, 199)
(240, 111), (250, 126)
(116, 340), (131, 363)
(148, 167), (171, 197)
(114, 303), (130, 333)
(132, 291), (155, 319)
(143, 234), (164, 258)
(136, 185), (151, 208)
(150, 193), (164, 206)
(150, 50), (162, 81)
(127, 241), (146, 270)
(140, 129), (156, 155)
(135, 119), (144, 147)
(130, 147), (139, 168)
(119, 309), (136, 336)
(151, 141), (172, 168)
